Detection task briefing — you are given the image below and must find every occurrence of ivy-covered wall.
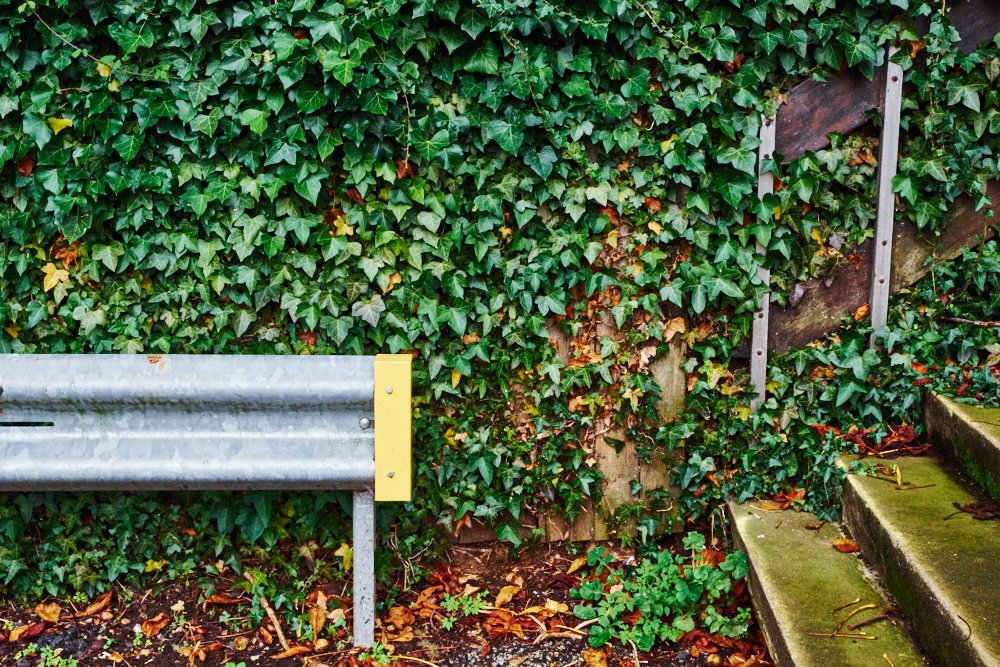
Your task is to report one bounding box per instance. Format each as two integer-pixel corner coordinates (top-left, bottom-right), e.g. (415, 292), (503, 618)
(1, 0), (999, 595)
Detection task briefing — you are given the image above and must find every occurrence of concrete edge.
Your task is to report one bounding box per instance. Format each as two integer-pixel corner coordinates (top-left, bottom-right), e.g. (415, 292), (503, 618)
(843, 464), (996, 667)
(727, 502), (794, 667)
(924, 392), (1000, 503)
(727, 501), (925, 667)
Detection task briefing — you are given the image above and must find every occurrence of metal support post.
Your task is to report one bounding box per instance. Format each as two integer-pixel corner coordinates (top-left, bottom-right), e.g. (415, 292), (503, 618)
(751, 114), (777, 410)
(869, 46), (903, 348)
(352, 489), (376, 647)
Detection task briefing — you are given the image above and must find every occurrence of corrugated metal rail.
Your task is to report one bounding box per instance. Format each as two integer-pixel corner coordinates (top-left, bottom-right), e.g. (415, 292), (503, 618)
(0, 353), (412, 647)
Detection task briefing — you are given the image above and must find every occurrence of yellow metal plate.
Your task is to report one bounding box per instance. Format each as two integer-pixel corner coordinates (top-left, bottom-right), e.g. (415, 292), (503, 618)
(374, 354), (412, 502)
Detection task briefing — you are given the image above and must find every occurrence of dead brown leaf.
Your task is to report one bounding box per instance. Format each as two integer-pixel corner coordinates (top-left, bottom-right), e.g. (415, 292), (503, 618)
(141, 612), (171, 637)
(34, 602), (62, 624)
(203, 594), (244, 606)
(833, 537), (861, 554)
(494, 585), (522, 608)
(583, 647), (608, 667)
(273, 645), (312, 659)
(483, 609), (525, 640)
(664, 317), (687, 341)
(75, 591), (112, 618)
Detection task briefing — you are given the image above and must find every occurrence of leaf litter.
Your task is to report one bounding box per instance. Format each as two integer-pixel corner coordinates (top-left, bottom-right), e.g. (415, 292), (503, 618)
(0, 542), (770, 666)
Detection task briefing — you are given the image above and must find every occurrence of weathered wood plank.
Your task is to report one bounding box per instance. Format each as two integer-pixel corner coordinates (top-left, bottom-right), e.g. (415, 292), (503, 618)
(776, 3), (1000, 161)
(762, 181), (999, 355)
(776, 68), (884, 162)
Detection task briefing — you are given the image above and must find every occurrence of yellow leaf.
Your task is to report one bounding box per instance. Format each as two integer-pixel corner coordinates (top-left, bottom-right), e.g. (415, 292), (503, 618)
(34, 602), (62, 623)
(734, 405), (752, 421)
(108, 79), (121, 92)
(96, 62), (112, 78)
(41, 262), (69, 292)
(494, 584), (521, 608)
(47, 117), (73, 135)
(660, 133), (679, 153)
(333, 217), (354, 237)
(543, 599), (569, 615)
(773, 205), (782, 221)
(566, 556), (587, 575)
(144, 559), (168, 573)
(810, 228), (825, 245)
(451, 369), (462, 387)
(3, 323), (20, 339)
(383, 272), (402, 293)
(334, 543), (353, 572)
(647, 220), (663, 235)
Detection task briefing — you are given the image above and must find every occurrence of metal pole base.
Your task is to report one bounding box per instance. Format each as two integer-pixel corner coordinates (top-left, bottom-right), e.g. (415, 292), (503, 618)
(352, 489), (376, 647)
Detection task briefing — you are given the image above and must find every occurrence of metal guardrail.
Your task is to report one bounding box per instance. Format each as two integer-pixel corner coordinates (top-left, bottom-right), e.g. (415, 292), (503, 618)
(0, 353), (412, 647)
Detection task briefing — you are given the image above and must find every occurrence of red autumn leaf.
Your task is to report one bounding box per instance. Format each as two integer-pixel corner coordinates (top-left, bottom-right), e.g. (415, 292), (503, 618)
(911, 361), (928, 374)
(16, 155), (35, 176)
(912, 378), (933, 386)
(853, 303), (869, 322)
(643, 197), (661, 212)
(346, 187), (364, 204)
(8, 622), (46, 642)
(298, 331), (317, 346)
(395, 158), (415, 179)
(833, 537), (861, 553)
(482, 609), (524, 640)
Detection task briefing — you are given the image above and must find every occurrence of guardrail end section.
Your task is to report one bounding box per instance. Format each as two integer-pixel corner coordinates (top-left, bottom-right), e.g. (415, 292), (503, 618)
(374, 354), (412, 502)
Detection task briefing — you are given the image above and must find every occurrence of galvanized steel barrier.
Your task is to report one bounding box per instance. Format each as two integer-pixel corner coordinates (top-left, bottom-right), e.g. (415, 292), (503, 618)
(0, 353), (412, 647)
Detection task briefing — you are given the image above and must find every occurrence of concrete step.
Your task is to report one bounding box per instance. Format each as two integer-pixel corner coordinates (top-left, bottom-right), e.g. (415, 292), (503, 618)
(728, 501), (926, 667)
(924, 392), (1000, 503)
(843, 455), (1000, 667)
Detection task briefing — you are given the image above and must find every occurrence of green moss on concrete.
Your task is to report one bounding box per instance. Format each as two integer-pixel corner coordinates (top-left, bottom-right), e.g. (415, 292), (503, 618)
(728, 502), (924, 667)
(925, 394), (1000, 505)
(956, 449), (1000, 504)
(845, 455), (1000, 667)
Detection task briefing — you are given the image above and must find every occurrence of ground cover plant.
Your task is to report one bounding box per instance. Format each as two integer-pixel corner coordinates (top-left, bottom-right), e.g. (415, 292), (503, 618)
(0, 0), (999, 658)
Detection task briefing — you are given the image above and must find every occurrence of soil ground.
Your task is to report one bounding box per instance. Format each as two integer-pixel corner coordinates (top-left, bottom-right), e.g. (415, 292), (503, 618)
(0, 542), (770, 667)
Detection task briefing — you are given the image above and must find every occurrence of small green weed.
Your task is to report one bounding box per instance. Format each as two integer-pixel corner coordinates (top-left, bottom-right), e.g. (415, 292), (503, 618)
(358, 642), (393, 664)
(571, 533), (750, 651)
(438, 589), (488, 630)
(14, 643), (79, 667)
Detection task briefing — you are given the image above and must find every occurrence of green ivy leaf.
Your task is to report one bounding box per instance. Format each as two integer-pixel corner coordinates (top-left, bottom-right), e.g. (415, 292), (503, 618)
(352, 295), (386, 326)
(112, 133), (145, 163)
(240, 108), (270, 136)
(482, 120), (524, 153)
(463, 41), (500, 74)
(108, 24), (155, 55)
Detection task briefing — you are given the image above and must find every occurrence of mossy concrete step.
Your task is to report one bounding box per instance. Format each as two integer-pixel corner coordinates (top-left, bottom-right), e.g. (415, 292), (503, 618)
(924, 392), (1000, 503)
(728, 502), (926, 667)
(843, 455), (1000, 667)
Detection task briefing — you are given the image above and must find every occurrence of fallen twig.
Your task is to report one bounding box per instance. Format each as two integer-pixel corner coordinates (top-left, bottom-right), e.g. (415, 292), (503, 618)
(940, 316), (1000, 327)
(391, 656), (441, 667)
(849, 614), (896, 631)
(883, 653), (896, 667)
(243, 572), (290, 652)
(835, 603), (877, 634)
(808, 631), (877, 640)
(832, 597), (862, 613)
